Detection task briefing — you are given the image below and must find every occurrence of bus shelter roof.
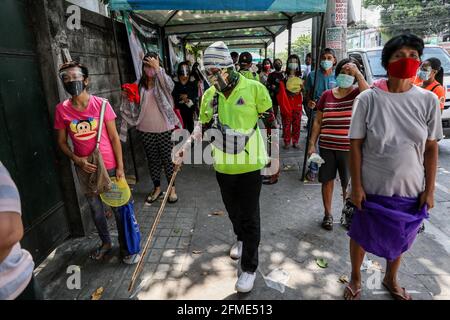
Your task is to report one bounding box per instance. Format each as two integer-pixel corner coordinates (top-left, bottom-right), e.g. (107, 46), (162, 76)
(109, 1), (327, 48)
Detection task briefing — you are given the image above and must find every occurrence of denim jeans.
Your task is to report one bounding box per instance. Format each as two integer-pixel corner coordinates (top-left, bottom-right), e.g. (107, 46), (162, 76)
(86, 169), (130, 257)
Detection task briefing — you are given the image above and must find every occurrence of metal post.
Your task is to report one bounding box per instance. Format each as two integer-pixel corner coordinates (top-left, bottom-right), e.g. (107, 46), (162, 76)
(111, 10), (139, 182)
(110, 11), (124, 85)
(273, 36), (276, 61)
(264, 43), (268, 59)
(160, 27), (172, 74)
(182, 39), (187, 61)
(287, 18), (293, 57)
(301, 12), (326, 181)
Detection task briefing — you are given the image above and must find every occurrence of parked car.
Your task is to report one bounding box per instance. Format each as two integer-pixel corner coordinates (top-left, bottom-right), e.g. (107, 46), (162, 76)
(348, 45), (450, 137)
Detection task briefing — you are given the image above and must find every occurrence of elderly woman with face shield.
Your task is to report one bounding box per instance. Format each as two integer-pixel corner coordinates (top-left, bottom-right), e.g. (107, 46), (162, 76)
(198, 41), (277, 293)
(54, 61), (140, 264)
(137, 52), (181, 204)
(172, 61), (198, 133)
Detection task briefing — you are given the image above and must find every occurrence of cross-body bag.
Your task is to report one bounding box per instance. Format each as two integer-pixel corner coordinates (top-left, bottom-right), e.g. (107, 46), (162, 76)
(77, 99), (113, 195)
(205, 93), (257, 155)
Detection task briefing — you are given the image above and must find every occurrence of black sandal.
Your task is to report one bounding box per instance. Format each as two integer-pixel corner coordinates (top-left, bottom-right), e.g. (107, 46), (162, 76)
(321, 215), (334, 231)
(90, 245), (112, 260)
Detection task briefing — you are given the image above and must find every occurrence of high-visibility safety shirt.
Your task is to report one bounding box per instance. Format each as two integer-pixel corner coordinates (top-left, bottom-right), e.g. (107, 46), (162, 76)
(424, 80), (446, 111)
(200, 74), (272, 174)
(239, 70), (259, 81)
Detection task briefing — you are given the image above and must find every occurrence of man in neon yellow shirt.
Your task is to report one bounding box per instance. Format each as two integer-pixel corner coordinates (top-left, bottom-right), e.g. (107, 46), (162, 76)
(200, 41), (276, 293)
(238, 52), (259, 81)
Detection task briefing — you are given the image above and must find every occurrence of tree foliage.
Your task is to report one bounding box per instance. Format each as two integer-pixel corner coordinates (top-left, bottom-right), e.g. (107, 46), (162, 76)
(364, 0), (450, 37)
(290, 34), (312, 63)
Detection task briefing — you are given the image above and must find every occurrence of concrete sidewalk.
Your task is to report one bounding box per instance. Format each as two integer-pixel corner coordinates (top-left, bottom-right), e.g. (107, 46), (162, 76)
(35, 130), (450, 300)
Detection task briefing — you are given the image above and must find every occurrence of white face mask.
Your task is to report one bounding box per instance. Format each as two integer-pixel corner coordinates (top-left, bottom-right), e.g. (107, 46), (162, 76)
(288, 62), (299, 70)
(417, 69), (431, 81)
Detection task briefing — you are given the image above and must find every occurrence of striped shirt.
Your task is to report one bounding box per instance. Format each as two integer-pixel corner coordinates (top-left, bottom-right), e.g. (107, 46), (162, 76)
(317, 87), (360, 151)
(0, 161), (34, 300)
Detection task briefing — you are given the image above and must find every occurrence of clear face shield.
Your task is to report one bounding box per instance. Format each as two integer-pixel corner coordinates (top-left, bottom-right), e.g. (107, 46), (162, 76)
(180, 65), (190, 77)
(418, 63), (432, 81)
(59, 68), (85, 83)
(204, 67), (228, 91)
(59, 67), (86, 96)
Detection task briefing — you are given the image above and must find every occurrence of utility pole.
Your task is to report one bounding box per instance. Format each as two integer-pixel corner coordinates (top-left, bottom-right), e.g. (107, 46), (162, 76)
(359, 1), (362, 47)
(324, 0), (348, 61)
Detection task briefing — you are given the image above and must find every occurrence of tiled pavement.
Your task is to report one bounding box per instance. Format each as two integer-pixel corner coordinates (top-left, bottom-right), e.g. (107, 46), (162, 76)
(35, 124), (450, 300)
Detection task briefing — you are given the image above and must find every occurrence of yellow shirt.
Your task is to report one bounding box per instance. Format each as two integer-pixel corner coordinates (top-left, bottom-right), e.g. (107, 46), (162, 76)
(200, 74), (272, 174)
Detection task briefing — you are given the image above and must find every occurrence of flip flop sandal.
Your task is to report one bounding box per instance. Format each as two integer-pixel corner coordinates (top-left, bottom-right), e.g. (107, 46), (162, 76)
(146, 190), (162, 203)
(321, 215), (334, 231)
(344, 285), (361, 300)
(90, 246), (112, 261)
(382, 282), (412, 300)
(168, 193), (178, 204)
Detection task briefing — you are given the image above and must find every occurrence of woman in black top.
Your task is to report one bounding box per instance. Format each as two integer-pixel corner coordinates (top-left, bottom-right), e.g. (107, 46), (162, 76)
(266, 58), (285, 119)
(172, 62), (198, 133)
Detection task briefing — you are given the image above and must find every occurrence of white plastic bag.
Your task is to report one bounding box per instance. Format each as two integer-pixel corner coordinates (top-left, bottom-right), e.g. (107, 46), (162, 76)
(306, 153), (325, 168)
(259, 268), (290, 293)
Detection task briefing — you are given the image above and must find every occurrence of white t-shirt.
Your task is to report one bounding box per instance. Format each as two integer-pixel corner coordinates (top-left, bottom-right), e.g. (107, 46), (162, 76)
(0, 162), (34, 300)
(349, 86), (443, 197)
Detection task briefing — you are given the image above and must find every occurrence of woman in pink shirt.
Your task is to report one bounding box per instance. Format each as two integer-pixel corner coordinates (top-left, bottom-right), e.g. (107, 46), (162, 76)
(137, 52), (180, 204)
(54, 61), (139, 264)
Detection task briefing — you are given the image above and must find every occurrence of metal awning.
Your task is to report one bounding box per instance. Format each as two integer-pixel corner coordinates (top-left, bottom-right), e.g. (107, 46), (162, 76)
(109, 1), (327, 12)
(110, 1), (327, 49)
(137, 11), (318, 48)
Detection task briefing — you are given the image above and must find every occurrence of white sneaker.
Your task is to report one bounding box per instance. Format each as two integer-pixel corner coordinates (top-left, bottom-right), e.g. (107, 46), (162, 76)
(229, 241), (243, 260)
(235, 272), (256, 293)
(123, 253), (141, 265)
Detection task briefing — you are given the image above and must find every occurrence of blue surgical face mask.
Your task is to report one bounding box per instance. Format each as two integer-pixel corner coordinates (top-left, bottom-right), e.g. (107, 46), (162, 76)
(417, 69), (431, 81)
(320, 60), (334, 70)
(336, 74), (355, 89)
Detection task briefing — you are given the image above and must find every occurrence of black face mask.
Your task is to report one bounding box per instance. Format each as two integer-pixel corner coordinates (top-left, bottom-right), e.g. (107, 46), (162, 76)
(240, 63), (250, 71)
(274, 64), (282, 72)
(64, 80), (86, 96)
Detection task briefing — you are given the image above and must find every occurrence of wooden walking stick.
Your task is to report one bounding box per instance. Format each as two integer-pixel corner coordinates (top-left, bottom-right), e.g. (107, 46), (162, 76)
(128, 165), (180, 292)
(128, 131), (197, 293)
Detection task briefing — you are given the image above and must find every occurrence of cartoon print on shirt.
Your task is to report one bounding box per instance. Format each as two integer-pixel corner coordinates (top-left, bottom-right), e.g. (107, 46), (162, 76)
(69, 118), (98, 141)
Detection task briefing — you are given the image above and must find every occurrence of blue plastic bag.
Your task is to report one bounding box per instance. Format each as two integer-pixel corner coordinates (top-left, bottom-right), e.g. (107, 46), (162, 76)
(119, 201), (141, 255)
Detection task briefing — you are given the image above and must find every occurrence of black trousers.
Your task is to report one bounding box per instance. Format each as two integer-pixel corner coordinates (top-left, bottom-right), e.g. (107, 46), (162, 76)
(178, 105), (195, 133)
(216, 170), (262, 273)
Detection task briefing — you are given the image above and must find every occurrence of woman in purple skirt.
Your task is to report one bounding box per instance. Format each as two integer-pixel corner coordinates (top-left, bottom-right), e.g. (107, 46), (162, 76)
(344, 34), (443, 300)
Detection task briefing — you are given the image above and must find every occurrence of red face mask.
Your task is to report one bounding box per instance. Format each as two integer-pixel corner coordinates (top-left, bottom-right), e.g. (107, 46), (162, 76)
(264, 65), (271, 71)
(387, 58), (420, 79)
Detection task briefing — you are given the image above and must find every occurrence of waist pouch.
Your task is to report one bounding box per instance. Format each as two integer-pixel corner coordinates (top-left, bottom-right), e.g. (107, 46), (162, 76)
(205, 93), (257, 155)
